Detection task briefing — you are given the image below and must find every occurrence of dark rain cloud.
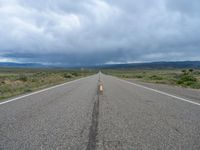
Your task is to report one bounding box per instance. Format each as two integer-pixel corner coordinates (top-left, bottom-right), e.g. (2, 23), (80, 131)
(0, 0), (200, 65)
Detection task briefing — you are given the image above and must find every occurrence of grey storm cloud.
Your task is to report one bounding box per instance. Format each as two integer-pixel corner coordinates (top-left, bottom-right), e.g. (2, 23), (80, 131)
(0, 0), (200, 65)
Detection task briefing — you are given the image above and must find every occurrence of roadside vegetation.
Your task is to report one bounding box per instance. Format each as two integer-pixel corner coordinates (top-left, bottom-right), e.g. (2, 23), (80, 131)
(0, 68), (96, 100)
(102, 69), (200, 89)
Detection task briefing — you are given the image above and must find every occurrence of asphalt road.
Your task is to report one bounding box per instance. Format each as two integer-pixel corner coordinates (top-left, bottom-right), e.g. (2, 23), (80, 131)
(0, 73), (200, 150)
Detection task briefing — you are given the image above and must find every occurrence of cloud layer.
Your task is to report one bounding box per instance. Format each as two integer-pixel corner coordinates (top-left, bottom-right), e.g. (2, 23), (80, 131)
(0, 0), (200, 66)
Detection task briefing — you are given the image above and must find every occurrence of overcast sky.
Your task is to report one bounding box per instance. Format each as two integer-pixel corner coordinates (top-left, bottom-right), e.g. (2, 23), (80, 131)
(0, 0), (200, 66)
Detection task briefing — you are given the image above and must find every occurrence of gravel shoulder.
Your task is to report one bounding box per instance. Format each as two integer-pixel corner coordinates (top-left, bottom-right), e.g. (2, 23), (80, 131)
(126, 79), (200, 102)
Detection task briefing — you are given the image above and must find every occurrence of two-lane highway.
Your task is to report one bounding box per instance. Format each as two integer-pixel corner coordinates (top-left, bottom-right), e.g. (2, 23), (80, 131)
(0, 73), (200, 149)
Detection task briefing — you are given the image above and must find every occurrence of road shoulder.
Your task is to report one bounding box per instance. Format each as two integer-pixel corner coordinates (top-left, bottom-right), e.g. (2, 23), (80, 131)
(126, 79), (200, 102)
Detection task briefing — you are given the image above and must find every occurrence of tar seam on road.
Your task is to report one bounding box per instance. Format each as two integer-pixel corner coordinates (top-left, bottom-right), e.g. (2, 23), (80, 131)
(86, 94), (100, 150)
(87, 74), (102, 150)
(0, 75), (93, 106)
(118, 78), (200, 106)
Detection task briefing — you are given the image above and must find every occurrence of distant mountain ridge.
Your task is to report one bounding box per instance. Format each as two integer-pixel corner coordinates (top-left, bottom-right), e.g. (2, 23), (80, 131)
(0, 62), (46, 68)
(100, 61), (200, 69)
(0, 61), (200, 69)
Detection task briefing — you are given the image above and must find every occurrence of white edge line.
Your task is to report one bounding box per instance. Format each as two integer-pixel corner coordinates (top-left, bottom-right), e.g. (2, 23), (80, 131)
(0, 75), (93, 106)
(117, 78), (200, 106)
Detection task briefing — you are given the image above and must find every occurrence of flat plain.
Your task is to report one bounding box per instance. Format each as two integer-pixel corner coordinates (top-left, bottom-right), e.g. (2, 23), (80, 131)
(0, 68), (96, 100)
(102, 69), (200, 89)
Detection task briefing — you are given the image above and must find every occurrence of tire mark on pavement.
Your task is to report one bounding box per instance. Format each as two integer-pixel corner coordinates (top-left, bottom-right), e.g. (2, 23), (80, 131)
(86, 95), (99, 150)
(87, 75), (103, 150)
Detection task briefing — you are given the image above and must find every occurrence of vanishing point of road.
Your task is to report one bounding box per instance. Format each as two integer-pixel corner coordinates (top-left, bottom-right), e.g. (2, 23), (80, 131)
(0, 73), (200, 149)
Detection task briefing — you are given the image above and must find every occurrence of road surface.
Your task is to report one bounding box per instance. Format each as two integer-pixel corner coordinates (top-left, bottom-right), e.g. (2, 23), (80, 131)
(0, 73), (200, 149)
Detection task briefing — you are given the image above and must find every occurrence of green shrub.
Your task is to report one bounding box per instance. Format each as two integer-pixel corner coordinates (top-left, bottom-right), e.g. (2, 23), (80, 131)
(180, 74), (196, 82)
(18, 74), (28, 82)
(135, 75), (143, 78)
(64, 73), (74, 78)
(193, 70), (200, 75)
(0, 85), (12, 93)
(24, 88), (32, 92)
(182, 69), (187, 73)
(189, 69), (194, 73)
(71, 72), (79, 76)
(176, 74), (197, 86)
(149, 75), (163, 80)
(0, 78), (5, 84)
(190, 83), (200, 89)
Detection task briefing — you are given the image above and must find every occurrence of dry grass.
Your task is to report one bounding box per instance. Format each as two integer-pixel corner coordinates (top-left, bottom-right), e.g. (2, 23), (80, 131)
(0, 68), (96, 100)
(102, 69), (200, 89)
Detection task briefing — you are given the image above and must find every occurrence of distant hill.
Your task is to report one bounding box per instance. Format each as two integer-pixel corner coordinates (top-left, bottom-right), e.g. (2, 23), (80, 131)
(0, 61), (200, 69)
(0, 62), (46, 68)
(100, 61), (200, 69)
